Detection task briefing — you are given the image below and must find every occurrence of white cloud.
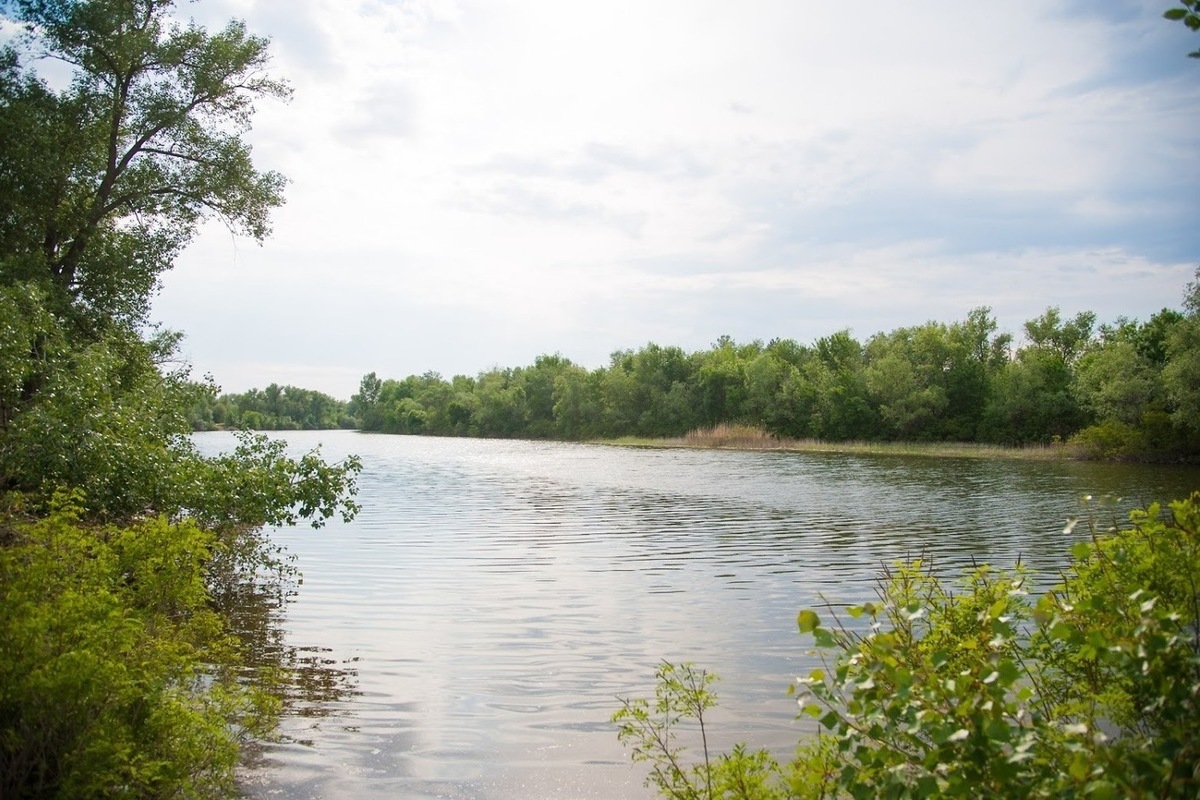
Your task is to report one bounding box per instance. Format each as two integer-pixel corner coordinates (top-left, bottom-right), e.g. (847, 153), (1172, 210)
(150, 0), (1200, 398)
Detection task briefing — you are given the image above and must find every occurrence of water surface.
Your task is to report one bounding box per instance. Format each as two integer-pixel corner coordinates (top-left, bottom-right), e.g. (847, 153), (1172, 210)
(198, 431), (1200, 799)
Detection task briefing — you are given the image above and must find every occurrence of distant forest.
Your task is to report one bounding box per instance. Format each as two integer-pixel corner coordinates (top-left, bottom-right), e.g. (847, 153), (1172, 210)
(193, 384), (358, 431)
(195, 274), (1200, 460)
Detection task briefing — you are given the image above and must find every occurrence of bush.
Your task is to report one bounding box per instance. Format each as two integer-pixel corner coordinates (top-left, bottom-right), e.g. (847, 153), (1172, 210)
(0, 493), (279, 799)
(1071, 419), (1147, 459)
(615, 493), (1200, 798)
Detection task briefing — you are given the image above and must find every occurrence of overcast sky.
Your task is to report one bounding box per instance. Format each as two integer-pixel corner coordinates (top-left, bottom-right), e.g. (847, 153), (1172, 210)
(148, 0), (1200, 399)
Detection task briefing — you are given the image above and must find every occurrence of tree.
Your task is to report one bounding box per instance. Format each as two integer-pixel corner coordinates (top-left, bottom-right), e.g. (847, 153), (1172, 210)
(944, 307), (1010, 439)
(552, 363), (603, 439)
(216, 384), (352, 430)
(743, 340), (817, 440)
(1022, 308), (1096, 364)
(0, 6), (359, 791)
(523, 354), (575, 438)
(0, 0), (289, 327)
(1162, 271), (1200, 442)
(0, 0), (360, 524)
(351, 372), (384, 430)
(473, 368), (529, 437)
(863, 324), (953, 441)
(1073, 341), (1157, 426)
(1066, 270), (1200, 457)
(694, 338), (754, 428)
(807, 331), (875, 440)
(979, 308), (1093, 444)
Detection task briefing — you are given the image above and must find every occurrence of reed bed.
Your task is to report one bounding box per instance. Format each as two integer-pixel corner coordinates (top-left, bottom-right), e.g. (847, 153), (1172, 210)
(605, 424), (1085, 462)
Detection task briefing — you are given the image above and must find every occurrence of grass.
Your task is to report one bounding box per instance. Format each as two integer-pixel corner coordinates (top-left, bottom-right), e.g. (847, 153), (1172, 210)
(602, 423), (1085, 462)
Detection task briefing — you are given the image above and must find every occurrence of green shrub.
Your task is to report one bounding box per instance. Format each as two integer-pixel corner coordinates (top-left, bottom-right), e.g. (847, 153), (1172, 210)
(0, 494), (277, 799)
(1071, 419), (1148, 459)
(616, 492), (1200, 798)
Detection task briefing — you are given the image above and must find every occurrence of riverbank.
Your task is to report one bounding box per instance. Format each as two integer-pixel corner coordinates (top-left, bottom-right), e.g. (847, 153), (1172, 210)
(600, 423), (1083, 461)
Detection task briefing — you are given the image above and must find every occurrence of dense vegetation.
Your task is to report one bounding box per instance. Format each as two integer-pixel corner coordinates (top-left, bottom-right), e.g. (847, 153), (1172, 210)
(191, 384), (356, 431)
(350, 289), (1200, 460)
(0, 1), (359, 796)
(615, 493), (1200, 799)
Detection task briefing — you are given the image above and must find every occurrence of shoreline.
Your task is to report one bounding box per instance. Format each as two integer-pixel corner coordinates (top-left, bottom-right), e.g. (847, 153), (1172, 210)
(595, 424), (1088, 462)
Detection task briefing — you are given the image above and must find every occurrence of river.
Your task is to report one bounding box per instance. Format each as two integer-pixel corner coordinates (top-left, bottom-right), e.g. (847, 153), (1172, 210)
(194, 430), (1200, 799)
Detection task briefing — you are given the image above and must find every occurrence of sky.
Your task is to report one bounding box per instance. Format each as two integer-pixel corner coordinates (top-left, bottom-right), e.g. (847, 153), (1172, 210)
(144, 0), (1200, 400)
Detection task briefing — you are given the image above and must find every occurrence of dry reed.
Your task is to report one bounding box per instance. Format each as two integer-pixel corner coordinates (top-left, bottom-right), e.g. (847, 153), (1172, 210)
(607, 424), (1085, 461)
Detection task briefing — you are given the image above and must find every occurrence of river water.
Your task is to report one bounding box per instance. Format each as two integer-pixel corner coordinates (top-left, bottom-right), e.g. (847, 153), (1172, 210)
(196, 431), (1200, 800)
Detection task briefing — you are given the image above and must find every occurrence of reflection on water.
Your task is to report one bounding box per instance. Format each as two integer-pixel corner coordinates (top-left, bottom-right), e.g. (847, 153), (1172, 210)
(193, 431), (1200, 800)
(205, 532), (362, 768)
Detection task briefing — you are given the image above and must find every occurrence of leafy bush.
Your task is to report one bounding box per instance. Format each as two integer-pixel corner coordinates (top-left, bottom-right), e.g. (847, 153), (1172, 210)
(615, 493), (1200, 798)
(0, 493), (278, 798)
(1071, 419), (1147, 459)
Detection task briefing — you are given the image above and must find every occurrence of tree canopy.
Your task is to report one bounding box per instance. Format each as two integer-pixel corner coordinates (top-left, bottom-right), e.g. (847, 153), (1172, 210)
(0, 0), (358, 526)
(0, 0), (289, 327)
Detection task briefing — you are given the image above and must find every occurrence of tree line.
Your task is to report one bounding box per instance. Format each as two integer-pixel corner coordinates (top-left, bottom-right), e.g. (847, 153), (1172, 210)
(344, 284), (1200, 460)
(192, 384), (357, 431)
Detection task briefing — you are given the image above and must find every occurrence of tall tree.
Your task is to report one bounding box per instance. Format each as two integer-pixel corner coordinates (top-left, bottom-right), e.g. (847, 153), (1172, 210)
(0, 1), (356, 525)
(0, 0), (289, 327)
(0, 6), (358, 793)
(1162, 268), (1200, 442)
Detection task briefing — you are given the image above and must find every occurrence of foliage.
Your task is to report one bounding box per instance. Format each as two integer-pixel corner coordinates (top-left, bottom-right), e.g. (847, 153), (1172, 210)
(0, 0), (289, 327)
(353, 287), (1200, 459)
(0, 494), (277, 799)
(0, 0), (360, 527)
(0, 286), (362, 526)
(1162, 311), (1200, 441)
(1164, 1), (1200, 57)
(196, 383), (356, 431)
(1070, 418), (1148, 460)
(176, 432), (361, 531)
(0, 2), (362, 795)
(613, 662), (786, 800)
(616, 492), (1200, 798)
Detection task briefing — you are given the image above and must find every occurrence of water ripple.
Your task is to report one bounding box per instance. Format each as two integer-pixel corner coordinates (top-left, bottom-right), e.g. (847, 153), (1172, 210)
(192, 431), (1200, 800)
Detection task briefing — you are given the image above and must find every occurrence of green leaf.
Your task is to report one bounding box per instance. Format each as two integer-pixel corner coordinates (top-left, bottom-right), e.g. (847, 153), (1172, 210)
(1086, 780), (1118, 800)
(997, 658), (1021, 685)
(798, 609), (821, 633)
(1069, 752), (1090, 781)
(986, 719), (1012, 742)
